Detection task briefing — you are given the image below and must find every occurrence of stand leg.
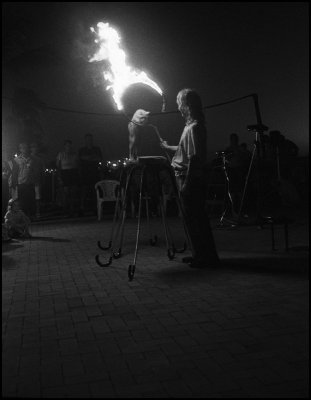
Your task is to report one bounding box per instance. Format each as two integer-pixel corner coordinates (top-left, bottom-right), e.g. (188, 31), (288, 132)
(237, 144), (257, 222)
(96, 166), (134, 267)
(158, 193), (175, 260)
(128, 166), (145, 281)
(97, 181), (122, 250)
(146, 196), (157, 246)
(112, 166), (138, 259)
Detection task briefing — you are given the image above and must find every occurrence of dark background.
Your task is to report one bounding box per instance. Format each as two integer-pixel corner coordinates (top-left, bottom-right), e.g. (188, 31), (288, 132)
(2, 2), (309, 164)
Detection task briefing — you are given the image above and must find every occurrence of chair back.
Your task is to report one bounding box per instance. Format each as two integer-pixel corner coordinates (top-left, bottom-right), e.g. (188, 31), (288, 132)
(95, 180), (119, 201)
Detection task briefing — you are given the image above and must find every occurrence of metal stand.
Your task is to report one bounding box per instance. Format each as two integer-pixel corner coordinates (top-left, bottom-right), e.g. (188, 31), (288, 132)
(236, 130), (261, 223)
(95, 156), (190, 281)
(218, 152), (237, 226)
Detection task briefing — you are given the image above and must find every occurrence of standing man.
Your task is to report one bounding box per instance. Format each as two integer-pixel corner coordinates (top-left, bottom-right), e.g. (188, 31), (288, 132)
(56, 140), (80, 217)
(30, 142), (45, 218)
(160, 88), (219, 268)
(78, 134), (102, 215)
(13, 142), (36, 218)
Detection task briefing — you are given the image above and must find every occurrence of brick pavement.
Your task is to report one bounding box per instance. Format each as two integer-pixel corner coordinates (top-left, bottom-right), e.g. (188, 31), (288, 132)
(2, 214), (309, 398)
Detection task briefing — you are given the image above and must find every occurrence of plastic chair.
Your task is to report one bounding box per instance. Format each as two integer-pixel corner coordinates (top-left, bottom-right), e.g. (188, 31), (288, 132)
(95, 180), (120, 221)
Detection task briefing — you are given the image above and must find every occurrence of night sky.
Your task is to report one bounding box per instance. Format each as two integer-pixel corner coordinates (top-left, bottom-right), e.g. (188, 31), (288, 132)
(2, 2), (309, 163)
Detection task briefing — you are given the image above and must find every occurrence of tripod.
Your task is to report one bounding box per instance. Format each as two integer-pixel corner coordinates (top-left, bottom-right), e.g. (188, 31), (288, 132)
(217, 152), (238, 226)
(237, 125), (268, 225)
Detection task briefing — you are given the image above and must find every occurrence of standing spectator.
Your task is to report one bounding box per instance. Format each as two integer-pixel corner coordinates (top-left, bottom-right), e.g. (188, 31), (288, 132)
(56, 140), (79, 217)
(239, 142), (252, 172)
(2, 161), (11, 220)
(4, 198), (31, 239)
(5, 157), (18, 201)
(13, 142), (36, 218)
(30, 142), (45, 218)
(78, 134), (102, 215)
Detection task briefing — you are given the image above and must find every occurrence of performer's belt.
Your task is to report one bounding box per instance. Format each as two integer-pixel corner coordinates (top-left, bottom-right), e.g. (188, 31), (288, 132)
(174, 170), (187, 177)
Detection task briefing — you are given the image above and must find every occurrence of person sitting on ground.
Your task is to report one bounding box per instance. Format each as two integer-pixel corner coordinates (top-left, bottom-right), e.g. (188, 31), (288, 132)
(2, 223), (11, 242)
(4, 199), (32, 239)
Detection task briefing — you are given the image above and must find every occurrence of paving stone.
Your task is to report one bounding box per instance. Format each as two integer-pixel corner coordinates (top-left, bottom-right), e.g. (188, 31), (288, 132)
(89, 380), (116, 397)
(2, 216), (308, 398)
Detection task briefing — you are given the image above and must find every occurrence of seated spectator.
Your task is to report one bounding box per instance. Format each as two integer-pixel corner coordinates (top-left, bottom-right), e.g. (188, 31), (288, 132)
(2, 224), (11, 242)
(4, 199), (31, 239)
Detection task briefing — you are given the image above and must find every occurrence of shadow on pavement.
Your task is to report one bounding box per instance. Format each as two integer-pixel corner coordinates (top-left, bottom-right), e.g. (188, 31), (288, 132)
(30, 236), (71, 242)
(2, 241), (24, 253)
(219, 256), (309, 275)
(2, 254), (18, 270)
(154, 254), (308, 284)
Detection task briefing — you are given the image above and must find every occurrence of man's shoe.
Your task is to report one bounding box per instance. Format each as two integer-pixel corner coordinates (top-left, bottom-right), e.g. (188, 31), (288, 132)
(189, 257), (220, 269)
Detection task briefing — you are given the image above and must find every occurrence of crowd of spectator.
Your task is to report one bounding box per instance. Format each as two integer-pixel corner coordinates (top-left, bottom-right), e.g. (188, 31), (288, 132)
(217, 130), (301, 217)
(2, 134), (103, 239)
(1, 128), (304, 240)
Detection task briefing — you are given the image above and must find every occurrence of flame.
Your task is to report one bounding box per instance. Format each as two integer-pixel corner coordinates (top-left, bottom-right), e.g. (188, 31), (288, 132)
(89, 22), (163, 110)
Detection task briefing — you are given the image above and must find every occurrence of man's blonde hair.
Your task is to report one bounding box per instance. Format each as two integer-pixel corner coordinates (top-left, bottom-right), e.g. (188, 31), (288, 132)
(177, 88), (205, 124)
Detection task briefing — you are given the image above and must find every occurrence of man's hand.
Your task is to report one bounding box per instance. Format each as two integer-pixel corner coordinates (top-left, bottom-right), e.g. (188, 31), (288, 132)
(160, 140), (169, 150)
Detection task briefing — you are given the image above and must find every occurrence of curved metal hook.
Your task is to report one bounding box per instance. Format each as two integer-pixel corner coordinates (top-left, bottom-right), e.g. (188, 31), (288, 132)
(113, 249), (122, 259)
(97, 240), (112, 250)
(95, 255), (112, 267)
(167, 248), (175, 260)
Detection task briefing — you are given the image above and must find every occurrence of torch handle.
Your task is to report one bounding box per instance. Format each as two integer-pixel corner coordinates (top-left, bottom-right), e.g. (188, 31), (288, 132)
(148, 124), (171, 163)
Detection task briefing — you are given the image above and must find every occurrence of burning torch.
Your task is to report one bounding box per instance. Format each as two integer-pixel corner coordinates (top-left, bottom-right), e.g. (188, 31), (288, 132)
(89, 22), (169, 160)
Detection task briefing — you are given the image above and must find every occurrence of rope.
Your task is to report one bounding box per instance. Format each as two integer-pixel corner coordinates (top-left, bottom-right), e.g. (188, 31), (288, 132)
(2, 93), (256, 118)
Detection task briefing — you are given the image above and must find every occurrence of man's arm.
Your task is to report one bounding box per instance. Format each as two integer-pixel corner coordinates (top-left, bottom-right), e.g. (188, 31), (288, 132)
(160, 141), (178, 152)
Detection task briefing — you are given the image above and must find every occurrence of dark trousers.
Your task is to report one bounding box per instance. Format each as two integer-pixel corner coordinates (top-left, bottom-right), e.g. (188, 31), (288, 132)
(178, 178), (219, 262)
(17, 184), (36, 217)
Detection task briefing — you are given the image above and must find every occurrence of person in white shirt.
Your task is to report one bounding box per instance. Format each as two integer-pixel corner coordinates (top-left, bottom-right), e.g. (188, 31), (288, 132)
(160, 88), (219, 268)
